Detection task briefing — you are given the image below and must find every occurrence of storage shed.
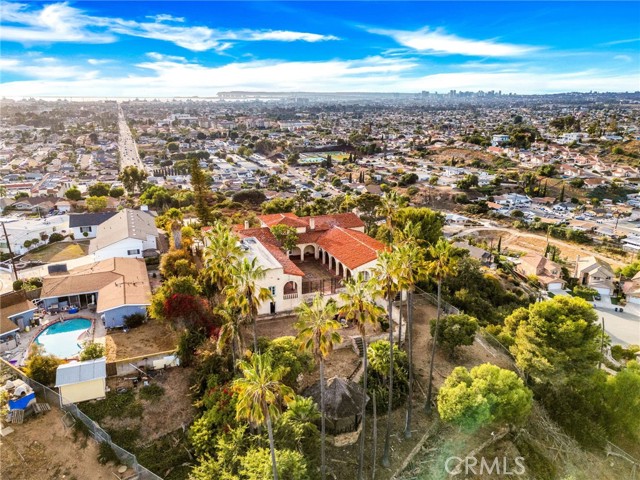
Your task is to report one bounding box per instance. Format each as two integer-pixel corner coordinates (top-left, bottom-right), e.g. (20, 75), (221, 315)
(55, 358), (107, 405)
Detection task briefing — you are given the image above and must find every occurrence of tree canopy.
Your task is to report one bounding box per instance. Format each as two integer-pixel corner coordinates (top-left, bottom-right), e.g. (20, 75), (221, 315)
(502, 296), (603, 382)
(438, 363), (532, 430)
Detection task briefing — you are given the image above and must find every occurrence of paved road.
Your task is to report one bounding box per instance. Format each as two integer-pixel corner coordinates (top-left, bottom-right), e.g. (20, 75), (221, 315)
(118, 105), (146, 173)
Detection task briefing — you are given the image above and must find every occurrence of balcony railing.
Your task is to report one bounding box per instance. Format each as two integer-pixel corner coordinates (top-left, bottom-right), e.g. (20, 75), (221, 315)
(283, 292), (299, 300)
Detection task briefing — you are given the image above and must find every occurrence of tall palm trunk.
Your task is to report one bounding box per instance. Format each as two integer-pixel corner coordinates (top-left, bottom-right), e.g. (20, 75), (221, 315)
(248, 292), (258, 352)
(381, 288), (394, 468)
(404, 289), (414, 439)
(398, 290), (404, 347)
(320, 358), (327, 480)
(265, 409), (279, 480)
(358, 330), (368, 480)
(425, 280), (441, 413)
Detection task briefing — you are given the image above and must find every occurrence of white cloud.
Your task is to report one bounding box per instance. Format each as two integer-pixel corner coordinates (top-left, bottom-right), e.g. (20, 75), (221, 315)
(146, 14), (185, 23)
(244, 30), (339, 42)
(87, 58), (111, 65)
(1, 56), (97, 79)
(613, 55), (633, 63)
(369, 27), (539, 57)
(2, 55), (638, 98)
(600, 38), (640, 47)
(0, 1), (339, 51)
(0, 2), (115, 44)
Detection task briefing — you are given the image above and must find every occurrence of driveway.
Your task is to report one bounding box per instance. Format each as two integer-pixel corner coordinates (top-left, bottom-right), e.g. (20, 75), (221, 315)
(594, 304), (640, 347)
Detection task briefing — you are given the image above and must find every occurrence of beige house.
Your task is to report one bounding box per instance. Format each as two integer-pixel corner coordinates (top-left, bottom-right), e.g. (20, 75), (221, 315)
(55, 358), (106, 405)
(516, 253), (565, 291)
(622, 271), (640, 305)
(574, 256), (615, 295)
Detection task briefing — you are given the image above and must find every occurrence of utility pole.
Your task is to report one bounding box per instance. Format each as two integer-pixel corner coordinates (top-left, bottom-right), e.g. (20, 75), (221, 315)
(1, 221), (19, 283)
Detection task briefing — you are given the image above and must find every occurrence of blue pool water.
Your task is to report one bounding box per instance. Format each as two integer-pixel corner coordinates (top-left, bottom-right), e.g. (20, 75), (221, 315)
(34, 319), (92, 358)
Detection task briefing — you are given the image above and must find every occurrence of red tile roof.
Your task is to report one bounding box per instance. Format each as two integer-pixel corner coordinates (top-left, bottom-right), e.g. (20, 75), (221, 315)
(215, 212), (378, 275)
(237, 227), (304, 276)
(316, 227), (385, 270)
(256, 212), (365, 231)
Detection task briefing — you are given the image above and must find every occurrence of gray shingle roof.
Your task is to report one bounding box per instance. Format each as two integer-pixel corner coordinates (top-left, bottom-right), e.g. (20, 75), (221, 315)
(55, 358), (107, 387)
(68, 212), (117, 228)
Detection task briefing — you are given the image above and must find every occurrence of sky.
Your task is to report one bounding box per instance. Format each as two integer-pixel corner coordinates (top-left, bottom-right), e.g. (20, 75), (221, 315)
(1, 1), (639, 98)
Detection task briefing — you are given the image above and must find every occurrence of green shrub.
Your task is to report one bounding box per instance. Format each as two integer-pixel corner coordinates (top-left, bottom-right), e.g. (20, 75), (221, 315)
(48, 232), (64, 243)
(79, 390), (143, 422)
(139, 384), (165, 401)
(12, 280), (23, 291)
(367, 340), (409, 411)
(98, 442), (120, 465)
(123, 312), (146, 329)
(239, 447), (309, 480)
(24, 344), (63, 386)
(573, 284), (598, 300)
(79, 342), (105, 361)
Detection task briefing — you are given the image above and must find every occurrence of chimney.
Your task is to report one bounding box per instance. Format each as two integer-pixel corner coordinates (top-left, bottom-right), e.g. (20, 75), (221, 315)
(244, 220), (250, 229)
(309, 217), (315, 230)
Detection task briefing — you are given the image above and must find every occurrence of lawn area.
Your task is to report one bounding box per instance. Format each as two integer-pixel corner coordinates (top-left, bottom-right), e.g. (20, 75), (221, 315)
(105, 320), (179, 361)
(23, 241), (89, 263)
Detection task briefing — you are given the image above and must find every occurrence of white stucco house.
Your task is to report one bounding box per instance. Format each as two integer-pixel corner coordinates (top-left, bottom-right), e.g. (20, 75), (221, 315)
(203, 213), (386, 316)
(69, 212), (117, 239)
(89, 209), (159, 261)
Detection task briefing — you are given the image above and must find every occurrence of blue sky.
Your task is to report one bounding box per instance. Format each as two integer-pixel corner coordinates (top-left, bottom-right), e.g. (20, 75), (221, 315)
(1, 1), (639, 97)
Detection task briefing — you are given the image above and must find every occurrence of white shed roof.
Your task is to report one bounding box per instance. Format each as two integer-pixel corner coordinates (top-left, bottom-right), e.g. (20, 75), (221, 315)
(55, 357), (107, 387)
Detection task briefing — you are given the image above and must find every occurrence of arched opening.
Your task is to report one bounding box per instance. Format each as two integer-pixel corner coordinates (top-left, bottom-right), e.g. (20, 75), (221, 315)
(303, 245), (315, 260)
(284, 281), (298, 295)
(290, 246), (302, 260)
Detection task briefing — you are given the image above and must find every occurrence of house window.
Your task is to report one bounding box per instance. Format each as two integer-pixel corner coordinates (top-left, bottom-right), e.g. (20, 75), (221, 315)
(127, 249), (140, 255)
(80, 226), (92, 233)
(268, 286), (276, 296)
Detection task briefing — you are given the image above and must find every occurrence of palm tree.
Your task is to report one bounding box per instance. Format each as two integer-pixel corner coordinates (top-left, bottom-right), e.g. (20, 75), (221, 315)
(375, 191), (407, 244)
(294, 293), (342, 480)
(425, 238), (457, 413)
(374, 250), (400, 468)
(203, 222), (242, 301)
(226, 257), (273, 352)
(215, 299), (243, 369)
(339, 274), (384, 480)
(394, 241), (427, 439)
(234, 353), (295, 480)
(165, 208), (183, 249)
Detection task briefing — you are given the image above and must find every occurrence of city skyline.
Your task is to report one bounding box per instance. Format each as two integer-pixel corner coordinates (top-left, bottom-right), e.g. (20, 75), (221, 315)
(1, 1), (639, 97)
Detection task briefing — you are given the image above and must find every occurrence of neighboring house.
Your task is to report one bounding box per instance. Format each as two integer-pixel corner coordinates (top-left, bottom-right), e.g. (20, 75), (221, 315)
(9, 196), (57, 214)
(69, 212), (117, 239)
(452, 242), (492, 264)
(491, 135), (510, 146)
(55, 358), (107, 405)
(89, 209), (159, 261)
(203, 212), (385, 316)
(0, 290), (37, 352)
(54, 200), (72, 213)
(516, 253), (565, 291)
(622, 271), (640, 305)
(40, 257), (152, 328)
(574, 256), (615, 295)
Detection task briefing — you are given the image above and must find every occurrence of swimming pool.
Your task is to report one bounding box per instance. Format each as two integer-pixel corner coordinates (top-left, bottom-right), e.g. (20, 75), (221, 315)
(34, 318), (92, 358)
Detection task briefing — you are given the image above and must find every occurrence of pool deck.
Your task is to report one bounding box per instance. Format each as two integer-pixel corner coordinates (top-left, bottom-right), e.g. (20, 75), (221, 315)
(2, 309), (101, 366)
